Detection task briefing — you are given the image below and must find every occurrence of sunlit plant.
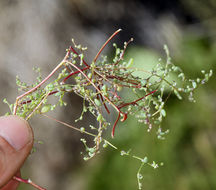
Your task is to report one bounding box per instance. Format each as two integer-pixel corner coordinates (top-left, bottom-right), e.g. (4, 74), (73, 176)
(3, 29), (212, 190)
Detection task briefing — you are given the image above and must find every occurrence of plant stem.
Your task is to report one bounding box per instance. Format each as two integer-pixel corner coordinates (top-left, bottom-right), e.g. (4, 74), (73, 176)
(62, 66), (89, 84)
(111, 112), (121, 138)
(137, 162), (145, 190)
(65, 61), (122, 114)
(42, 114), (118, 150)
(114, 37), (133, 65)
(66, 60), (127, 136)
(42, 114), (96, 137)
(13, 176), (46, 190)
(25, 92), (49, 120)
(93, 29), (122, 63)
(13, 52), (69, 115)
(118, 90), (157, 109)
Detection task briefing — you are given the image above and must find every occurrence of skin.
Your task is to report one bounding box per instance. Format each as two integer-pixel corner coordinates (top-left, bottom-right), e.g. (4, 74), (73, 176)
(0, 115), (34, 190)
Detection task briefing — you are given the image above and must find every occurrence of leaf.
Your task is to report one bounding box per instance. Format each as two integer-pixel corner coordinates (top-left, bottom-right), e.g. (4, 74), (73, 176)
(41, 104), (51, 113)
(94, 99), (102, 106)
(161, 109), (166, 117)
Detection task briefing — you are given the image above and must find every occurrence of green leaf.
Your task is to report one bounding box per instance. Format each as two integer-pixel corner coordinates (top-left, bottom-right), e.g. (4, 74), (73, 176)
(126, 58), (133, 68)
(142, 157), (148, 163)
(161, 109), (166, 117)
(174, 90), (182, 100)
(41, 104), (51, 113)
(97, 114), (103, 122)
(94, 99), (102, 106)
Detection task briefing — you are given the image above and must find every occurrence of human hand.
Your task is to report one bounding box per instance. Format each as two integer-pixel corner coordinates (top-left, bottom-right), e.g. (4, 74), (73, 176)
(0, 115), (33, 190)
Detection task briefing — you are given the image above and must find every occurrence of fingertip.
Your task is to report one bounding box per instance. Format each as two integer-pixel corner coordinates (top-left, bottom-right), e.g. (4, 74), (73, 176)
(0, 115), (33, 151)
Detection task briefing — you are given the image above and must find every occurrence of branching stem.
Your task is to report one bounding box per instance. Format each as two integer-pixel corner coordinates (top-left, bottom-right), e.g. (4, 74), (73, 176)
(13, 51), (70, 115)
(42, 114), (118, 150)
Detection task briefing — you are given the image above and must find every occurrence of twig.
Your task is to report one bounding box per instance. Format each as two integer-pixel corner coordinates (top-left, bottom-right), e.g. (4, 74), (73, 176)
(25, 92), (49, 120)
(13, 176), (46, 190)
(93, 29), (122, 63)
(42, 114), (118, 150)
(13, 51), (70, 115)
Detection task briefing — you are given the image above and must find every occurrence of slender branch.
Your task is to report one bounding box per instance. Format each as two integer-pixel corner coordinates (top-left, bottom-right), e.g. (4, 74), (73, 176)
(118, 90), (157, 109)
(97, 85), (110, 114)
(114, 37), (134, 65)
(13, 176), (46, 190)
(93, 29), (122, 63)
(94, 67), (141, 89)
(42, 114), (96, 137)
(13, 51), (69, 115)
(61, 46), (91, 84)
(152, 90), (172, 117)
(93, 69), (120, 86)
(42, 114), (118, 150)
(20, 91), (59, 105)
(65, 61), (122, 115)
(25, 92), (49, 120)
(136, 162), (145, 190)
(62, 66), (89, 84)
(106, 75), (140, 86)
(111, 112), (121, 138)
(110, 90), (121, 100)
(65, 61), (132, 137)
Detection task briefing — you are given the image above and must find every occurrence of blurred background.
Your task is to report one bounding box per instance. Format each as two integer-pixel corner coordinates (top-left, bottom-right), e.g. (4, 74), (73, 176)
(0, 0), (216, 189)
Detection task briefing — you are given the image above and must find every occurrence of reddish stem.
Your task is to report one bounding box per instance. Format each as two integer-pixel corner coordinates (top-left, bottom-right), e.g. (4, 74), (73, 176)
(106, 75), (140, 86)
(111, 90), (157, 137)
(13, 51), (70, 115)
(65, 60), (121, 115)
(93, 29), (122, 63)
(118, 90), (157, 109)
(62, 66), (89, 84)
(20, 90), (59, 105)
(114, 38), (134, 65)
(110, 90), (121, 100)
(20, 99), (32, 105)
(63, 64), (73, 73)
(13, 176), (46, 190)
(61, 46), (91, 84)
(111, 112), (121, 138)
(98, 85), (110, 114)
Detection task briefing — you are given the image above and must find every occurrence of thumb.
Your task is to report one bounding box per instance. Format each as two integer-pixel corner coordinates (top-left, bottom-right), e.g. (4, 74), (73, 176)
(0, 115), (33, 188)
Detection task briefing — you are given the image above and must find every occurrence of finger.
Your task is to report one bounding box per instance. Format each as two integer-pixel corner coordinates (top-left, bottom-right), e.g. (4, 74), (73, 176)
(0, 171), (20, 190)
(0, 115), (34, 188)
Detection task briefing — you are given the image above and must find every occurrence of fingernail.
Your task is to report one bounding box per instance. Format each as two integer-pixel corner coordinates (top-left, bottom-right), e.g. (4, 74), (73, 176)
(0, 115), (33, 151)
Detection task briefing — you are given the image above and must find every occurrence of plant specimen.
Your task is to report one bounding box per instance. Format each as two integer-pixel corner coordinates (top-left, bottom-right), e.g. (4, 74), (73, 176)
(3, 29), (213, 190)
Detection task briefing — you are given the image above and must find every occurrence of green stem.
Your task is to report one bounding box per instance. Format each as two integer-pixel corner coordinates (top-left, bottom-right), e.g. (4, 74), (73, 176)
(42, 114), (118, 150)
